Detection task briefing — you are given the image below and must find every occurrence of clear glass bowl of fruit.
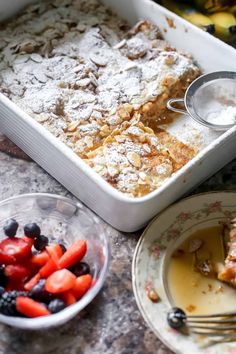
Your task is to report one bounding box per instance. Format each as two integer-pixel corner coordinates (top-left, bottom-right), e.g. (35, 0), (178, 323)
(0, 193), (110, 329)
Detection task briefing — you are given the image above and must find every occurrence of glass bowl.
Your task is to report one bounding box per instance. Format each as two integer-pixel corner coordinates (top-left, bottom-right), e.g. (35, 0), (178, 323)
(0, 193), (110, 330)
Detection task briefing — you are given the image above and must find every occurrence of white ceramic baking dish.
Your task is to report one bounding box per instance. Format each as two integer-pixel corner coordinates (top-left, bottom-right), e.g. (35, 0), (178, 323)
(0, 0), (236, 232)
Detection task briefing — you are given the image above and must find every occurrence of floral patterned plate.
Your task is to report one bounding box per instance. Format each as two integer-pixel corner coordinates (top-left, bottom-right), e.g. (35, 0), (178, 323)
(132, 191), (236, 354)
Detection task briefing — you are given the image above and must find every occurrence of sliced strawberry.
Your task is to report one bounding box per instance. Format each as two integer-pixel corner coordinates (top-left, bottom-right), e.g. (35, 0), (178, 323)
(45, 269), (76, 294)
(24, 273), (41, 291)
(0, 252), (16, 265)
(0, 238), (32, 261)
(4, 264), (31, 281)
(58, 240), (87, 269)
(46, 244), (63, 265)
(39, 258), (58, 278)
(31, 251), (49, 267)
(60, 290), (76, 306)
(16, 297), (50, 317)
(72, 274), (92, 300)
(22, 236), (34, 248)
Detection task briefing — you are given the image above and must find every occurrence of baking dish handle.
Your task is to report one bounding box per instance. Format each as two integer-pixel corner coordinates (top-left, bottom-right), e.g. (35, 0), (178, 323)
(167, 98), (188, 115)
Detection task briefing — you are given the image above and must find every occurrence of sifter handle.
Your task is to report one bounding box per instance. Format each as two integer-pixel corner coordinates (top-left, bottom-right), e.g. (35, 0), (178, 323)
(167, 98), (188, 115)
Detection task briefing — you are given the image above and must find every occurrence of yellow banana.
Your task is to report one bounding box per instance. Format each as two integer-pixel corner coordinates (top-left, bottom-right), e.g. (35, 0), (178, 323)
(194, 0), (235, 13)
(229, 5), (236, 15)
(162, 0), (215, 33)
(209, 11), (236, 41)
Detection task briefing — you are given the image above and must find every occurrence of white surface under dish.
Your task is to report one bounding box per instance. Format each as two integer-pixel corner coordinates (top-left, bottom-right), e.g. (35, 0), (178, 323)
(0, 0), (236, 232)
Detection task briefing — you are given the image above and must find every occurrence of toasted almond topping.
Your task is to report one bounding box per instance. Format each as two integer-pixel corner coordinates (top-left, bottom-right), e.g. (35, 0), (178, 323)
(147, 289), (159, 302)
(67, 121), (80, 132)
(113, 39), (127, 50)
(127, 152), (141, 168)
(189, 238), (203, 253)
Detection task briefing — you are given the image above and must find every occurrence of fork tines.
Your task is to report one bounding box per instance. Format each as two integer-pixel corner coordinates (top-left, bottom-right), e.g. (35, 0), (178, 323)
(187, 312), (236, 336)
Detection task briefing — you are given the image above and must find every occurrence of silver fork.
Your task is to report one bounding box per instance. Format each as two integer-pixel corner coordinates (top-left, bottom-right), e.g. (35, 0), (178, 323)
(167, 307), (236, 337)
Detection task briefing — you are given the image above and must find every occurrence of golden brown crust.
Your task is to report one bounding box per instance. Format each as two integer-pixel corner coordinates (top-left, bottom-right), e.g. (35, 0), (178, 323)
(218, 224), (236, 287)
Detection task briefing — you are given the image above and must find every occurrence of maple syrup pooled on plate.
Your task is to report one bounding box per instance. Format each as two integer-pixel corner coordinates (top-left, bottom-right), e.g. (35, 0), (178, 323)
(167, 226), (236, 315)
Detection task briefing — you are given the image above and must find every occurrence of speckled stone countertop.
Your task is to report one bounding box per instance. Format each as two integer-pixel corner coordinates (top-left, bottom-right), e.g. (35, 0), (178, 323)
(0, 135), (235, 354)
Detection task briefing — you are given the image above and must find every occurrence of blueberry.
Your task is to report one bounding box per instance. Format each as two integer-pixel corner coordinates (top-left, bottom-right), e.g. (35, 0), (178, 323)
(30, 279), (51, 302)
(0, 287), (5, 297)
(59, 244), (67, 254)
(3, 219), (18, 237)
(0, 266), (7, 288)
(34, 235), (49, 251)
(167, 307), (186, 329)
(48, 299), (66, 314)
(24, 223), (41, 239)
(70, 262), (90, 277)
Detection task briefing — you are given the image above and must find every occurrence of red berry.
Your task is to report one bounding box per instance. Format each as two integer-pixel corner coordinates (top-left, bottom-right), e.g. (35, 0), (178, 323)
(60, 290), (76, 306)
(4, 264), (31, 281)
(22, 236), (34, 248)
(0, 252), (16, 265)
(6, 278), (25, 291)
(16, 296), (50, 317)
(45, 269), (76, 294)
(31, 251), (49, 267)
(58, 240), (87, 269)
(39, 258), (58, 278)
(46, 244), (63, 265)
(0, 238), (32, 261)
(24, 273), (41, 291)
(72, 274), (92, 300)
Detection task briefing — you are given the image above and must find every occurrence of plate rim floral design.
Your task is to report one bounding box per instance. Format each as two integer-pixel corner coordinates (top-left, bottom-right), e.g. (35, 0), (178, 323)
(132, 191), (236, 354)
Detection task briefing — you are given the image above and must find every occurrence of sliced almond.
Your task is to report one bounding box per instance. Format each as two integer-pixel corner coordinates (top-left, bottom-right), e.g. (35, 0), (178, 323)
(76, 78), (91, 87)
(90, 54), (108, 67)
(67, 121), (80, 132)
(127, 152), (141, 168)
(100, 125), (110, 137)
(189, 238), (203, 253)
(113, 39), (127, 50)
(76, 23), (86, 33)
(107, 165), (119, 177)
(30, 53), (43, 63)
(34, 71), (47, 83)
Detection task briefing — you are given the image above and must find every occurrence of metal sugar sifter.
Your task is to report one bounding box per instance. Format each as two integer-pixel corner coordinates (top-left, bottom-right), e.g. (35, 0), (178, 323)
(167, 71), (236, 131)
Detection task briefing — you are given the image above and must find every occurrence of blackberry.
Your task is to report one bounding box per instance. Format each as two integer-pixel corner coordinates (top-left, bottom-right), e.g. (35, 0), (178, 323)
(30, 279), (51, 303)
(0, 291), (27, 316)
(70, 262), (90, 277)
(34, 235), (49, 251)
(3, 219), (18, 237)
(0, 266), (7, 288)
(48, 299), (66, 314)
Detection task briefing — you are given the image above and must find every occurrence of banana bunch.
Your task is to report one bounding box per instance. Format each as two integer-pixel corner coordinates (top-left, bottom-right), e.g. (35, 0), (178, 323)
(208, 11), (236, 41)
(160, 0), (236, 42)
(195, 0), (235, 13)
(194, 0), (236, 41)
(162, 0), (215, 33)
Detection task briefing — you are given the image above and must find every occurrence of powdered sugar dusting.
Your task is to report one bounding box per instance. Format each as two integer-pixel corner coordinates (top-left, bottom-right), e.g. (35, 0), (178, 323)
(205, 106), (236, 125)
(0, 0), (199, 197)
